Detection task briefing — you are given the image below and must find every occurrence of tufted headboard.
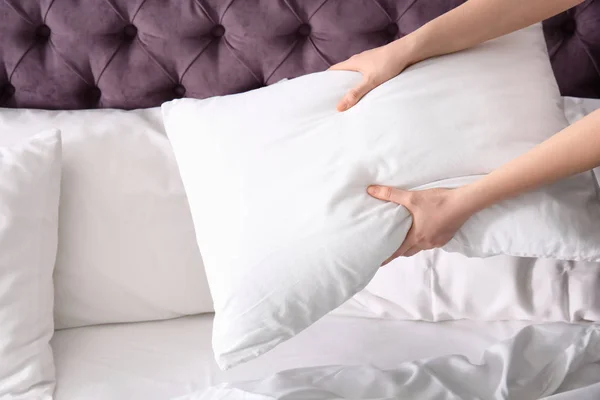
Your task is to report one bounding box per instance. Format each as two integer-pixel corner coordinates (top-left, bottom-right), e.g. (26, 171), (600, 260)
(1, 0), (599, 110)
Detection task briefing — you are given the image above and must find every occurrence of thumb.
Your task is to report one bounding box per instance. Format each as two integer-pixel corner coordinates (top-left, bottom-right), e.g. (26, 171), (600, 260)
(337, 78), (374, 112)
(367, 185), (411, 207)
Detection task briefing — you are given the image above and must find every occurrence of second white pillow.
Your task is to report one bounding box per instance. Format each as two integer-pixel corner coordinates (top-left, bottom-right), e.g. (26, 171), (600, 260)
(334, 250), (600, 322)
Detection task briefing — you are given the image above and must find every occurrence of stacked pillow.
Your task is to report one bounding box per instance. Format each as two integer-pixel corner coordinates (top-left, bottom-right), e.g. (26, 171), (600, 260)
(0, 108), (212, 329)
(161, 25), (600, 369)
(0, 130), (61, 399)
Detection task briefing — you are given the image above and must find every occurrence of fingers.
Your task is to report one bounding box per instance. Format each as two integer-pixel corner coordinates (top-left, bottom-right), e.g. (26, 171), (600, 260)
(380, 245), (420, 266)
(367, 185), (411, 207)
(381, 224), (417, 266)
(328, 59), (355, 72)
(329, 57), (375, 111)
(403, 247), (421, 257)
(381, 247), (402, 266)
(336, 78), (373, 112)
(395, 228), (415, 256)
(369, 184), (415, 266)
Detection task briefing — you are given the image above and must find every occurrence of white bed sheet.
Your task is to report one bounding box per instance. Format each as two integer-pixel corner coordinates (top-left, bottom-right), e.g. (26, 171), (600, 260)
(51, 314), (535, 400)
(184, 323), (600, 400)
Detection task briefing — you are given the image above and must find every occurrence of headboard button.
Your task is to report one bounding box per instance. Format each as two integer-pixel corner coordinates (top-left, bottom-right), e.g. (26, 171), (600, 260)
(211, 25), (225, 38)
(297, 24), (311, 37)
(36, 25), (51, 41)
(386, 23), (399, 37)
(1, 83), (15, 98)
(123, 24), (138, 40)
(562, 19), (576, 35)
(86, 86), (101, 104)
(173, 84), (186, 98)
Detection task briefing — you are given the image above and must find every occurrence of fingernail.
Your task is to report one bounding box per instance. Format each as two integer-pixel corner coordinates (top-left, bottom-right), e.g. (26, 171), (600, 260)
(367, 185), (378, 196)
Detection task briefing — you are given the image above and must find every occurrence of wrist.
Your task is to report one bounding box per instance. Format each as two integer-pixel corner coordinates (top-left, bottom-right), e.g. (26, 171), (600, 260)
(452, 182), (496, 216)
(387, 33), (422, 67)
(392, 21), (438, 67)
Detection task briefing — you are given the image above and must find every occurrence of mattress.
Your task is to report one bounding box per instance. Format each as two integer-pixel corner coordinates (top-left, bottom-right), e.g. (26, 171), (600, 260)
(51, 314), (535, 400)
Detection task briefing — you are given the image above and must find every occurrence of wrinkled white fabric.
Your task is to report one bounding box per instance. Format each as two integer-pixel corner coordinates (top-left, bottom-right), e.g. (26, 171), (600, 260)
(177, 324), (600, 400)
(51, 315), (533, 400)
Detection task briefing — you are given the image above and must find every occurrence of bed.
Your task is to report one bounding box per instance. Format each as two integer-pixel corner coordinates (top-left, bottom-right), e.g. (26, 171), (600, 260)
(49, 99), (600, 400)
(1, 1), (600, 399)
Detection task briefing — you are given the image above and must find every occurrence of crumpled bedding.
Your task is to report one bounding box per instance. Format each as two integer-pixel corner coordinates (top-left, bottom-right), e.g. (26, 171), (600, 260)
(177, 323), (600, 400)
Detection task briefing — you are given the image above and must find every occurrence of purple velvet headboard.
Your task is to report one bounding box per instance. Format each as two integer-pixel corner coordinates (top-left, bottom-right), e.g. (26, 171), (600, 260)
(1, 0), (599, 110)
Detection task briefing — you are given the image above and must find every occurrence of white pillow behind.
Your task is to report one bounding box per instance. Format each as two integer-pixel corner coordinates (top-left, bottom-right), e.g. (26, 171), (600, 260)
(334, 97), (600, 324)
(334, 250), (600, 322)
(162, 25), (600, 369)
(0, 130), (61, 399)
(0, 108), (212, 329)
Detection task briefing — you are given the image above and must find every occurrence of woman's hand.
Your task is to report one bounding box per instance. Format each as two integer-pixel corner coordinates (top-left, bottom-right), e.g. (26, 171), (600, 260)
(329, 0), (581, 112)
(367, 108), (600, 265)
(367, 185), (474, 264)
(369, 103), (600, 263)
(328, 39), (416, 112)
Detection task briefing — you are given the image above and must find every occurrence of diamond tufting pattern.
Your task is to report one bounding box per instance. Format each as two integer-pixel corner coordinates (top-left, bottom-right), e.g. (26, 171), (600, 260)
(543, 0), (600, 99)
(0, 0), (598, 110)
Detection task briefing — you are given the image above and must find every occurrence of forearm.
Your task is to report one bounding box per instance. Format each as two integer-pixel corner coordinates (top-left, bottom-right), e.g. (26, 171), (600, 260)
(457, 109), (600, 213)
(395, 0), (583, 64)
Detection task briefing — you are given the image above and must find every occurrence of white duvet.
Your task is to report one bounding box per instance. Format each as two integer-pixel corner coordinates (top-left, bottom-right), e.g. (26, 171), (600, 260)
(179, 323), (600, 400)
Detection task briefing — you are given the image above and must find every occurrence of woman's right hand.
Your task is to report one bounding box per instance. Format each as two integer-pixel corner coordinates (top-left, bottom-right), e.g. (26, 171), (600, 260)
(367, 185), (474, 263)
(328, 38), (417, 112)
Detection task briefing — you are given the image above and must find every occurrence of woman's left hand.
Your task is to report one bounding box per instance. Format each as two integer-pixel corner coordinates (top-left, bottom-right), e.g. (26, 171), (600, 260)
(328, 39), (416, 112)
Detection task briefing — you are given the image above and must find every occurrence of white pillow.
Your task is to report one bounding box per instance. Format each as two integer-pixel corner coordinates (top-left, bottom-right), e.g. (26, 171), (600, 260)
(162, 25), (600, 369)
(0, 130), (61, 399)
(0, 108), (212, 329)
(334, 250), (600, 322)
(333, 97), (600, 324)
